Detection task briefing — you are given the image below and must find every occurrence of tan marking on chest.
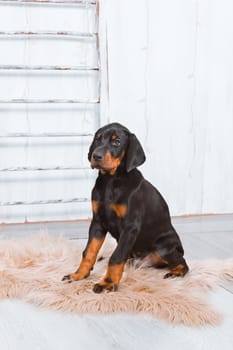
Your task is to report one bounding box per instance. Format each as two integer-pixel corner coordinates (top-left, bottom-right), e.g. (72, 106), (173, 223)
(92, 200), (100, 214)
(109, 203), (127, 218)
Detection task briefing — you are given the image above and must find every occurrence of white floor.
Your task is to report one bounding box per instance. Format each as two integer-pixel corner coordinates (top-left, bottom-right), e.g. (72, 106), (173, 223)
(0, 215), (233, 350)
(0, 287), (232, 350)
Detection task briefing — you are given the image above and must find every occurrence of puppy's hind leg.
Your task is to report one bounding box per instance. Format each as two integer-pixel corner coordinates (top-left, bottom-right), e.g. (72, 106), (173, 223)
(162, 248), (189, 279)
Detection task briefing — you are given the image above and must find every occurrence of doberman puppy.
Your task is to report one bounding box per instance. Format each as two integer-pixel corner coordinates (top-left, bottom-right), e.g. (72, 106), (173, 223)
(62, 123), (189, 293)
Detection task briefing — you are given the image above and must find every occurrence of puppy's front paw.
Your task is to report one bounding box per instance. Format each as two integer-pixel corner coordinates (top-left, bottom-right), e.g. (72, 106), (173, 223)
(62, 272), (89, 283)
(93, 281), (118, 294)
(62, 274), (73, 283)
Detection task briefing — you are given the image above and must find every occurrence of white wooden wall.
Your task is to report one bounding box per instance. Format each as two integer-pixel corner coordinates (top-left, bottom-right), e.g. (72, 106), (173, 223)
(1, 0), (233, 224)
(0, 1), (100, 224)
(101, 0), (233, 216)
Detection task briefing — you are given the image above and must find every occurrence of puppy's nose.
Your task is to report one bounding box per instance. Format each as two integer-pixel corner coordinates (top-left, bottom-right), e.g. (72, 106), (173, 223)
(93, 152), (103, 161)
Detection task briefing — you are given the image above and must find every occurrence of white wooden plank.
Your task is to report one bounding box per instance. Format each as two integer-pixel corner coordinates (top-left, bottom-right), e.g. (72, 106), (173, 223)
(0, 3), (96, 33)
(104, 0), (233, 216)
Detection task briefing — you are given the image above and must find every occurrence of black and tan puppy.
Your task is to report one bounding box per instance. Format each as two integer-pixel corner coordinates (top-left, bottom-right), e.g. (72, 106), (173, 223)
(63, 123), (189, 293)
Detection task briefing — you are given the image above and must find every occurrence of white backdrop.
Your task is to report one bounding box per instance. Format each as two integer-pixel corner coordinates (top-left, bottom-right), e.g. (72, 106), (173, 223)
(101, 0), (233, 216)
(0, 0), (233, 224)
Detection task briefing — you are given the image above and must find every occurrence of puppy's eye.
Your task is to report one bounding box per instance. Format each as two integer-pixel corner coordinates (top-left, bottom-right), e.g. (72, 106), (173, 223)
(111, 138), (121, 147)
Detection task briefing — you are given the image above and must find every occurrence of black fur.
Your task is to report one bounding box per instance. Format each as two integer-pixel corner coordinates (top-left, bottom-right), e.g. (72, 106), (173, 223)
(63, 123), (189, 292)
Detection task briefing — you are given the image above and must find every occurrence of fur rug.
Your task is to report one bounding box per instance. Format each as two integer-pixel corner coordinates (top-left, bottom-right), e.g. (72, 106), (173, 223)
(0, 234), (232, 327)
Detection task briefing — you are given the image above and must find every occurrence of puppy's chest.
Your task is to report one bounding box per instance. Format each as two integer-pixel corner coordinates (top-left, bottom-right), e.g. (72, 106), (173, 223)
(92, 180), (128, 221)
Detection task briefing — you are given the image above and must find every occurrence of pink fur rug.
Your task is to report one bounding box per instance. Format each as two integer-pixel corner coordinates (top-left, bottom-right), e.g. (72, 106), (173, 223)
(0, 234), (232, 326)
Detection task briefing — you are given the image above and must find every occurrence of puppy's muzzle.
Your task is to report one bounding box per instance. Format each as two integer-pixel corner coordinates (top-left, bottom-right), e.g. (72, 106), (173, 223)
(92, 151), (103, 162)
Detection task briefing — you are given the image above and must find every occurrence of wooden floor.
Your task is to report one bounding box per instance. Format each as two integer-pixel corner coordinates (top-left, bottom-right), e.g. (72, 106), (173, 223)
(1, 214), (232, 261)
(0, 214), (233, 349)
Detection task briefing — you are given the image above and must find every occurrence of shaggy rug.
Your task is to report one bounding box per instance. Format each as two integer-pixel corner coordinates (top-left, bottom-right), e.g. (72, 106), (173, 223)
(0, 234), (232, 327)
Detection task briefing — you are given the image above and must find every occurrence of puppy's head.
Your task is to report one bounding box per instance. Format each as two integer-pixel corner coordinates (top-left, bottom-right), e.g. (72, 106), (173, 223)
(88, 123), (145, 175)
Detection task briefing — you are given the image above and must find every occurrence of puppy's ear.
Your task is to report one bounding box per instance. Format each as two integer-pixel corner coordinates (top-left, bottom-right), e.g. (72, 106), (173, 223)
(126, 134), (146, 172)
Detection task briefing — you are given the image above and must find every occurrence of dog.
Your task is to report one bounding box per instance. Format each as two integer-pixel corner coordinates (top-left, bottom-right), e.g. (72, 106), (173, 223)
(62, 123), (189, 293)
